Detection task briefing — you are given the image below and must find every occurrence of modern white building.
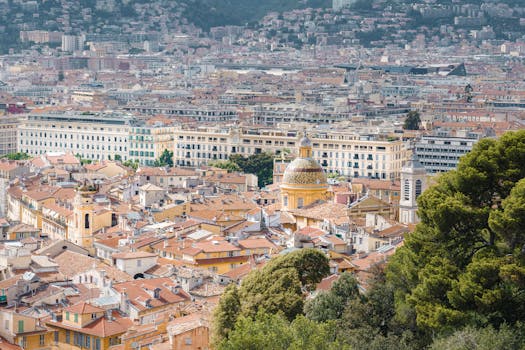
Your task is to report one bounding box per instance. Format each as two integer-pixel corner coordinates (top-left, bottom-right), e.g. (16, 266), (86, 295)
(415, 129), (492, 173)
(61, 34), (84, 52)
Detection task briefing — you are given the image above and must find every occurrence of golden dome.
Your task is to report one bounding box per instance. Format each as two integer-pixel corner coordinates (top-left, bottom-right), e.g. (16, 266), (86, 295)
(282, 157), (327, 186)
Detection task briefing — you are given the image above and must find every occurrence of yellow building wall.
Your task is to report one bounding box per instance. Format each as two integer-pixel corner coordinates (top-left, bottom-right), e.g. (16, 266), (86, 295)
(152, 203), (190, 222)
(190, 250), (248, 274)
(48, 327), (120, 350)
(281, 186), (328, 211)
(199, 223), (222, 234)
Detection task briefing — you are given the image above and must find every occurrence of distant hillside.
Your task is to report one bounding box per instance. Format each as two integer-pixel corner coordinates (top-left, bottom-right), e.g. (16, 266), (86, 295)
(182, 0), (331, 30)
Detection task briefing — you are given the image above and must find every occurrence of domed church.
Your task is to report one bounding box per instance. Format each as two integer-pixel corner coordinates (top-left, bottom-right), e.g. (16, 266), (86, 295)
(280, 134), (329, 211)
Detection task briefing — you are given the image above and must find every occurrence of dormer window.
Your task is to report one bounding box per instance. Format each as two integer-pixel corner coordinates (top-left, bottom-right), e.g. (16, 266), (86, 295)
(91, 313), (97, 320)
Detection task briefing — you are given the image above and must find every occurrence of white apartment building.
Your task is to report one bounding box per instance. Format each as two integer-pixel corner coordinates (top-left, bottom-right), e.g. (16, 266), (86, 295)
(174, 126), (408, 180)
(18, 113), (132, 161)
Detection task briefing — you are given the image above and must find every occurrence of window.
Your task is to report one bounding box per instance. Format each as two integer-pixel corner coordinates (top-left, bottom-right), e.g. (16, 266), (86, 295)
(283, 196), (288, 207)
(65, 330), (70, 344)
(84, 214), (90, 229)
(54, 331), (58, 343)
(415, 179), (422, 198)
(40, 334), (45, 346)
(17, 320), (23, 333)
(91, 313), (97, 320)
(403, 179), (410, 201)
(95, 338), (101, 350)
(297, 198), (304, 208)
(74, 313), (78, 323)
(85, 335), (90, 348)
(185, 337), (193, 345)
(137, 260), (142, 267)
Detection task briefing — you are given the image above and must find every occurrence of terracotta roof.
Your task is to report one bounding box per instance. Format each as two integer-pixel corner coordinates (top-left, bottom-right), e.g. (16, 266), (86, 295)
(295, 226), (325, 238)
(54, 250), (132, 282)
(47, 312), (132, 338)
(0, 337), (22, 350)
(290, 202), (349, 222)
(373, 224), (409, 238)
(8, 223), (39, 233)
(0, 275), (22, 289)
(182, 239), (240, 256)
(316, 274), (340, 292)
(238, 237), (277, 250)
(167, 313), (209, 336)
(112, 277), (190, 312)
(64, 301), (104, 314)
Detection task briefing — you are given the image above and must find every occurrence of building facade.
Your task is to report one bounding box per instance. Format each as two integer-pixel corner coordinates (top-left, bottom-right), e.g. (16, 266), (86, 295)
(415, 129), (490, 173)
(173, 126), (408, 180)
(18, 112), (132, 162)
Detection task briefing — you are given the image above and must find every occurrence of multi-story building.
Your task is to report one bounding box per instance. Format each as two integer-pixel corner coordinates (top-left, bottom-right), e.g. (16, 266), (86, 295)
(18, 112), (133, 162)
(415, 129), (491, 173)
(128, 122), (175, 166)
(124, 104), (238, 123)
(46, 301), (130, 350)
(174, 126), (408, 180)
(0, 115), (18, 156)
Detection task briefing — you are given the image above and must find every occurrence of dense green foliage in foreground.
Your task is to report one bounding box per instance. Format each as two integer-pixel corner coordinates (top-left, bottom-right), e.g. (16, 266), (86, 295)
(211, 152), (274, 188)
(213, 130), (525, 349)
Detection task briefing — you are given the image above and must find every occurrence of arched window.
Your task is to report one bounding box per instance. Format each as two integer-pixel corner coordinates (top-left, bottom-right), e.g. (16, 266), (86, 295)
(84, 214), (90, 229)
(415, 179), (422, 198)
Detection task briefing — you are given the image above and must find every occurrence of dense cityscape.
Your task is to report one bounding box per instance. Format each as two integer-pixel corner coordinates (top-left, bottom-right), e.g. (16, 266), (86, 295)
(0, 0), (524, 349)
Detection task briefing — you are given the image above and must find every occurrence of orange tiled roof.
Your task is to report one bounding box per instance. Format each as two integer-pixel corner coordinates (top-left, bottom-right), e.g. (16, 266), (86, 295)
(64, 301), (104, 314)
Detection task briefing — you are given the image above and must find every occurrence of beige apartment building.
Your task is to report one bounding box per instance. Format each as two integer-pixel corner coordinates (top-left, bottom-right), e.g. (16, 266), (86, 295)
(0, 115), (18, 157)
(174, 126), (408, 180)
(128, 123), (175, 166)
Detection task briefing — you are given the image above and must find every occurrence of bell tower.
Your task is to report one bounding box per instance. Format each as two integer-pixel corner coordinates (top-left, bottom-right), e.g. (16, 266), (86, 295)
(71, 181), (97, 249)
(399, 151), (427, 224)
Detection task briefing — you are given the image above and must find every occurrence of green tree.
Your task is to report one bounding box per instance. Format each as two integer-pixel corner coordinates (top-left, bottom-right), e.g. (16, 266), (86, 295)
(403, 111), (421, 130)
(229, 152), (274, 187)
(489, 178), (525, 252)
(208, 160), (241, 172)
(123, 159), (139, 170)
(212, 284), (241, 346)
(386, 130), (525, 337)
(215, 248), (329, 330)
(239, 266), (304, 321)
(218, 312), (349, 350)
(2, 152), (31, 160)
(304, 272), (360, 322)
(429, 324), (525, 350)
(154, 149), (173, 167)
(263, 248), (330, 291)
